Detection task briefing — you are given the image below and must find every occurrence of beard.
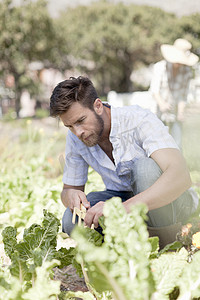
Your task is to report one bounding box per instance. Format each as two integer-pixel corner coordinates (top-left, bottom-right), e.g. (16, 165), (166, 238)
(80, 113), (104, 147)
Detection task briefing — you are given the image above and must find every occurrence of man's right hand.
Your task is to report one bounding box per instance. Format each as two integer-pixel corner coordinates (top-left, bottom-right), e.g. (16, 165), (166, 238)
(68, 189), (90, 211)
(61, 185), (90, 211)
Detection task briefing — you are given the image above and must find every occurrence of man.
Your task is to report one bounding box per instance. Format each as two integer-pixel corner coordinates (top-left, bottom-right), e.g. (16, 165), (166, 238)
(50, 76), (197, 248)
(150, 38), (199, 150)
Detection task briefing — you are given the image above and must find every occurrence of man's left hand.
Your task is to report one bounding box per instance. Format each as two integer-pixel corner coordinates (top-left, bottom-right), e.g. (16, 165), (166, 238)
(84, 201), (105, 228)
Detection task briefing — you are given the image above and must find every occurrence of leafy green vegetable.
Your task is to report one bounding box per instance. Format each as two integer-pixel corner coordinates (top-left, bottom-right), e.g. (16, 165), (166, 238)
(72, 197), (155, 300)
(151, 247), (188, 299)
(177, 251), (200, 299)
(148, 236), (159, 258)
(1, 226), (17, 258)
(23, 260), (61, 300)
(65, 290), (96, 300)
(2, 210), (74, 285)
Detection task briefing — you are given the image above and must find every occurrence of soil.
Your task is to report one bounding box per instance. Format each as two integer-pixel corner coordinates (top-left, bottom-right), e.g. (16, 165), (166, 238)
(54, 264), (88, 293)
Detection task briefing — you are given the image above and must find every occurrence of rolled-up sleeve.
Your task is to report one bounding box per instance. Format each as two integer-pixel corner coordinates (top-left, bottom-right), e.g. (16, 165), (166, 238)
(150, 61), (165, 94)
(62, 132), (89, 186)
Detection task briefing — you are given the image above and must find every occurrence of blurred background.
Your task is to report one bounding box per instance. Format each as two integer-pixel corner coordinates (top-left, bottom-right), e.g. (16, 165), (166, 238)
(1, 0), (200, 118)
(0, 0), (200, 231)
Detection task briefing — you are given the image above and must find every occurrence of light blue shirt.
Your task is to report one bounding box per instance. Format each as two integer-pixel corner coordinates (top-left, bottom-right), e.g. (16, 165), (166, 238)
(63, 105), (178, 191)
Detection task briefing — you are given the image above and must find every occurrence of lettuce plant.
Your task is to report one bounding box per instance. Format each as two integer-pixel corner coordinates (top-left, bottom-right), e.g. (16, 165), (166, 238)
(72, 198), (155, 300)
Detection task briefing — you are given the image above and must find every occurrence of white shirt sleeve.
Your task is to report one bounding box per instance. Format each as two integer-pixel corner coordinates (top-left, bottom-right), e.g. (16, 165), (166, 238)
(150, 60), (166, 94)
(62, 131), (89, 186)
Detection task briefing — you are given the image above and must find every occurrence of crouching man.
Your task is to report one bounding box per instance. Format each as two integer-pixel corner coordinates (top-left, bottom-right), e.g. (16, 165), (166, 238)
(50, 76), (198, 248)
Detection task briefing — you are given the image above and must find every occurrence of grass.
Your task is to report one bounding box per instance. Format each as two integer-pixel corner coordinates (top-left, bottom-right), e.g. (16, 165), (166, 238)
(183, 110), (200, 189)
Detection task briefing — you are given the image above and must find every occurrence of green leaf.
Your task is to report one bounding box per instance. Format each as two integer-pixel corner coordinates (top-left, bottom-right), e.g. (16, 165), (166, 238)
(158, 241), (183, 257)
(56, 247), (77, 269)
(23, 260), (61, 300)
(2, 209), (61, 283)
(9, 251), (32, 282)
(177, 251), (200, 299)
(72, 198), (155, 300)
(2, 226), (17, 258)
(0, 275), (11, 290)
(0, 271), (24, 300)
(148, 237), (159, 258)
(65, 290), (96, 300)
(98, 216), (106, 231)
(151, 247), (188, 299)
(83, 226), (103, 247)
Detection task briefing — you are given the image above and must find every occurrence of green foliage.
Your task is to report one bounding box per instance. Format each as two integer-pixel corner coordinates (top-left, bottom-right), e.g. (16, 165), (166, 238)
(178, 13), (200, 51)
(35, 108), (49, 119)
(148, 236), (160, 258)
(1, 210), (78, 299)
(23, 260), (61, 300)
(72, 198), (155, 300)
(0, 122), (65, 230)
(178, 251), (200, 299)
(0, 208), (104, 299)
(2, 210), (61, 280)
(2, 194), (200, 299)
(0, 118), (200, 299)
(0, 260), (61, 300)
(57, 1), (178, 94)
(0, 0), (56, 115)
(64, 291), (96, 300)
(151, 248), (188, 299)
(1, 0), (200, 105)
(71, 198), (200, 300)
(0, 158), (62, 229)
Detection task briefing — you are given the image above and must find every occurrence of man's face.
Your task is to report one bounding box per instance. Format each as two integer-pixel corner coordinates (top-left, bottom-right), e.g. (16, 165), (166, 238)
(60, 102), (104, 147)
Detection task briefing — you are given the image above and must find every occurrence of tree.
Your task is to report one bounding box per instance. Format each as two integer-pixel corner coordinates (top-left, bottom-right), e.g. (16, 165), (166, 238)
(57, 1), (178, 94)
(0, 0), (56, 117)
(177, 13), (200, 55)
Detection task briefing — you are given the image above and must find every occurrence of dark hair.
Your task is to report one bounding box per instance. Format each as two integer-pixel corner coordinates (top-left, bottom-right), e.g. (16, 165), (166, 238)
(50, 76), (98, 117)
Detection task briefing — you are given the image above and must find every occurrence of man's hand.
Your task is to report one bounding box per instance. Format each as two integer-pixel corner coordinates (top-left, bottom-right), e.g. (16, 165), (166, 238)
(61, 184), (90, 211)
(68, 190), (90, 211)
(84, 201), (105, 228)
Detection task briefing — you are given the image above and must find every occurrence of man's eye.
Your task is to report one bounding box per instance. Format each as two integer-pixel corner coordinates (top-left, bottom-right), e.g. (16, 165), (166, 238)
(77, 118), (85, 124)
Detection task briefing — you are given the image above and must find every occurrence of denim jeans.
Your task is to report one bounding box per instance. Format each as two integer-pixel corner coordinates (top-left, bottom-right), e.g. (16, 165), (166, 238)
(62, 157), (196, 235)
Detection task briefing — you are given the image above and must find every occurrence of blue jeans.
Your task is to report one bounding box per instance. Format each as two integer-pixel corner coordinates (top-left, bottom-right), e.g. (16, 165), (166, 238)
(62, 157), (196, 235)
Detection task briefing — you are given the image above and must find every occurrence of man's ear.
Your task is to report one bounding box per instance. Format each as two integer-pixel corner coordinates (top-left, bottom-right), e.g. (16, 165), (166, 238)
(93, 98), (103, 115)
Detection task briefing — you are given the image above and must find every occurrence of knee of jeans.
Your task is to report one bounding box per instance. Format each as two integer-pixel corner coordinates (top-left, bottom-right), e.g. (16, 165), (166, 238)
(62, 208), (75, 236)
(131, 157), (162, 194)
(86, 192), (100, 207)
(86, 191), (111, 207)
(87, 192), (96, 202)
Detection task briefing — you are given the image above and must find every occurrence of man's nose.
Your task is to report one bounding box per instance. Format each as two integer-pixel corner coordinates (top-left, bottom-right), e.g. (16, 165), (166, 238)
(74, 125), (84, 138)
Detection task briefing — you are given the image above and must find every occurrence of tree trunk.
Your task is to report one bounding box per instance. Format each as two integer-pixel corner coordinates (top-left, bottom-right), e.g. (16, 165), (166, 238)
(14, 75), (22, 118)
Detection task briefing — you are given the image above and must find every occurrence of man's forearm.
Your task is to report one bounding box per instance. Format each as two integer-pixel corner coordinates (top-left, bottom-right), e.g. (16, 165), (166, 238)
(61, 188), (71, 208)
